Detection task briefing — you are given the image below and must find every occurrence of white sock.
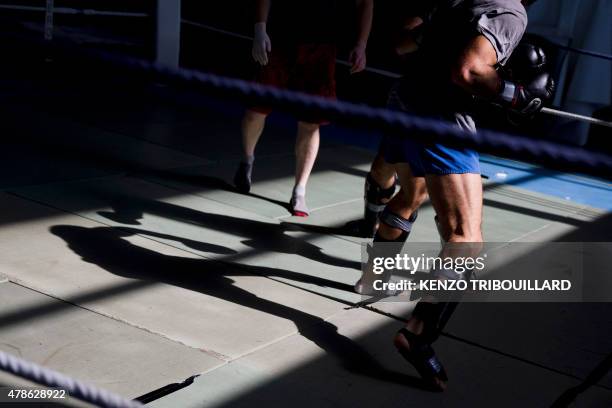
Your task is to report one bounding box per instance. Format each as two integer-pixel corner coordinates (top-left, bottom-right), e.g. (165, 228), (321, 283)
(293, 185), (306, 197)
(243, 155), (255, 165)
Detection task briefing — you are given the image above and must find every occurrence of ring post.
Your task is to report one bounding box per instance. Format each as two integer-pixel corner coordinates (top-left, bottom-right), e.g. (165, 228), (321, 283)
(155, 0), (181, 68)
(44, 0), (54, 41)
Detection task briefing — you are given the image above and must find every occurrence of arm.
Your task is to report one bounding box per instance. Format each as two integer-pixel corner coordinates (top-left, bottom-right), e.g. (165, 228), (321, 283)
(451, 35), (501, 98)
(395, 0), (438, 55)
(349, 0), (373, 74)
(452, 35), (555, 116)
(354, 0), (373, 49)
(394, 16), (424, 56)
(254, 0), (270, 23)
(252, 0), (272, 65)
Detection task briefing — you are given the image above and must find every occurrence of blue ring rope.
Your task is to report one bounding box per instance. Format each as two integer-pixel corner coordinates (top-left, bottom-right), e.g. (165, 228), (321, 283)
(6, 32), (612, 180)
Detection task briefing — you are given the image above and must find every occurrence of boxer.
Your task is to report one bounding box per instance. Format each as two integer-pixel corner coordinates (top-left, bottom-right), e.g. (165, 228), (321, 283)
(357, 0), (554, 391)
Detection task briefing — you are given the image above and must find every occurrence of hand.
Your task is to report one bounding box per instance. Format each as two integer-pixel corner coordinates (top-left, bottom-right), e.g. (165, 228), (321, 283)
(498, 73), (555, 118)
(252, 22), (271, 65)
(348, 43), (367, 74)
(511, 72), (556, 117)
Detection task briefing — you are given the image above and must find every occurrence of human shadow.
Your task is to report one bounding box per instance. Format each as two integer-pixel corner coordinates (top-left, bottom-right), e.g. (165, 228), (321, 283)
(139, 170), (293, 214)
(50, 224), (426, 390)
(95, 225), (353, 293)
(281, 219), (367, 238)
(96, 196), (361, 271)
(116, 226), (238, 255)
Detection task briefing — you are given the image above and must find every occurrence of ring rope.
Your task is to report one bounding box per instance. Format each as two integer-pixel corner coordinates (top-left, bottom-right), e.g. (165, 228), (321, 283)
(7, 32), (612, 179)
(553, 42), (612, 61)
(0, 350), (143, 408)
(181, 20), (612, 127)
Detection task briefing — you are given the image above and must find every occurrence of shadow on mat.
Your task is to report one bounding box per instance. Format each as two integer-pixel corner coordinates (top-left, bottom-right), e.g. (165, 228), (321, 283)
(144, 170), (298, 215)
(281, 219), (367, 238)
(114, 170), (371, 237)
(96, 196), (361, 271)
(50, 224), (427, 391)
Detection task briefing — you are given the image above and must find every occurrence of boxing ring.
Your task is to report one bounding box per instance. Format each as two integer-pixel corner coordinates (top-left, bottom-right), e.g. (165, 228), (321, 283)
(0, 2), (611, 407)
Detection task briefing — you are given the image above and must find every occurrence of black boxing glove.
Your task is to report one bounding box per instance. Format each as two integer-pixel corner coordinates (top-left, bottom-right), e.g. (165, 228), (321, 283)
(505, 42), (547, 80)
(497, 72), (556, 117)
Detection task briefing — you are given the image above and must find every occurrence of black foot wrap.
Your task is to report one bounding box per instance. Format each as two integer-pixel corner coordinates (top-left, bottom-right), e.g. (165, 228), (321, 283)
(362, 174), (396, 237)
(411, 302), (459, 344)
(395, 328), (448, 391)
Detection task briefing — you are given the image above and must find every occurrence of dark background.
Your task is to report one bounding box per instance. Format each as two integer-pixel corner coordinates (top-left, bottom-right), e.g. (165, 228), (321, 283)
(1, 0), (610, 149)
(0, 0), (418, 105)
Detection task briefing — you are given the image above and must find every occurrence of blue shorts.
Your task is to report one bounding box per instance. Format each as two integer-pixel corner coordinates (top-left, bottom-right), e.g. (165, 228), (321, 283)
(381, 82), (481, 177)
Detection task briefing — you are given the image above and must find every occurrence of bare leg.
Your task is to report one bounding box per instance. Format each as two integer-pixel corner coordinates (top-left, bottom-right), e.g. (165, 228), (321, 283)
(242, 109), (268, 158)
(394, 173), (483, 391)
(234, 110), (268, 193)
(294, 121), (321, 188)
(357, 164), (427, 292)
(370, 152), (397, 190)
(377, 164), (428, 240)
(289, 122), (320, 217)
(425, 173), (483, 244)
(290, 121), (320, 216)
(362, 153), (401, 235)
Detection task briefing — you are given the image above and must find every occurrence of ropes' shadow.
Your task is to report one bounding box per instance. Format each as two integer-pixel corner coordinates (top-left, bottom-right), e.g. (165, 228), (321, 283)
(551, 352), (612, 407)
(50, 224), (426, 390)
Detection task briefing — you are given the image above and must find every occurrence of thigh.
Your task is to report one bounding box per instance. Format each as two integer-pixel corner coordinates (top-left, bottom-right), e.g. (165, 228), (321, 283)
(419, 113), (480, 175)
(290, 44), (337, 124)
(251, 48), (292, 114)
(395, 163), (426, 198)
(254, 47), (292, 88)
(390, 78), (481, 176)
(292, 44), (337, 99)
(381, 82), (427, 175)
(380, 134), (426, 175)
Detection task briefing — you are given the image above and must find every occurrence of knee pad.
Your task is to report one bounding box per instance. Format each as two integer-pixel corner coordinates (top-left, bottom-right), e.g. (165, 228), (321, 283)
(365, 174), (396, 211)
(374, 208), (418, 243)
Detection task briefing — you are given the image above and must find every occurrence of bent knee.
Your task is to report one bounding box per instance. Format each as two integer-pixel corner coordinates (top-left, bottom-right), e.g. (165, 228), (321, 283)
(298, 121), (321, 133)
(244, 110), (268, 122)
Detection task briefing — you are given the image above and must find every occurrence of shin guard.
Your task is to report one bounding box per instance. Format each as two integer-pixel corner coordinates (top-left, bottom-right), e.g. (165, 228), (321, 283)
(411, 301), (459, 344)
(363, 174), (396, 237)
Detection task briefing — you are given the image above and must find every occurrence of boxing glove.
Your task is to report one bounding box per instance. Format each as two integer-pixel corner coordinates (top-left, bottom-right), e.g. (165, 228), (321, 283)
(506, 42), (547, 80)
(497, 72), (556, 117)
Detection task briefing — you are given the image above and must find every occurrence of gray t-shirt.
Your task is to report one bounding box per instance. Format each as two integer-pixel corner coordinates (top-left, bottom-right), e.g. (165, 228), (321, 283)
(398, 0), (528, 115)
(471, 0), (528, 64)
(419, 0), (528, 65)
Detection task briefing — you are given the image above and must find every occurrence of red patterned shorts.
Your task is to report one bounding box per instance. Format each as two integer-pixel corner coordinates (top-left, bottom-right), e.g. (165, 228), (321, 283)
(251, 43), (337, 124)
